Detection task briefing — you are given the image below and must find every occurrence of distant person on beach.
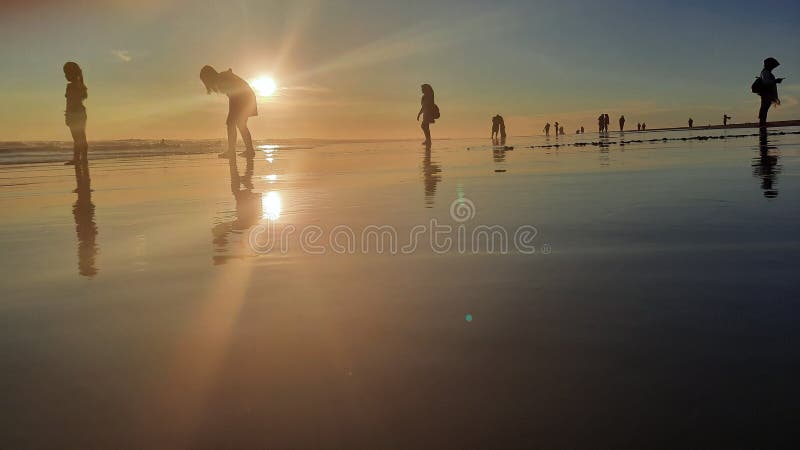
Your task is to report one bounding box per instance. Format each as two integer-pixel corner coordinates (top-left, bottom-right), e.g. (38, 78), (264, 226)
(723, 114), (732, 127)
(554, 122), (560, 137)
(544, 122), (551, 136)
(637, 123), (641, 131)
(491, 114), (505, 140)
(580, 126), (584, 134)
(619, 115), (625, 132)
(491, 115), (500, 139)
(417, 84), (438, 145)
(604, 114), (610, 133)
(63, 62), (88, 165)
(642, 122), (647, 131)
(200, 65), (257, 158)
(755, 57), (783, 127)
(598, 115), (604, 133)
(688, 118), (694, 128)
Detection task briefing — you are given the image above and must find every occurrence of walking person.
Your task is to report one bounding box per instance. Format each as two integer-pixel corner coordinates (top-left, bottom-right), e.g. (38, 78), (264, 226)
(416, 84), (438, 145)
(619, 115), (625, 132)
(688, 118), (694, 129)
(63, 62), (88, 165)
(544, 122), (551, 136)
(200, 65), (258, 158)
(723, 114), (732, 127)
(754, 57), (783, 127)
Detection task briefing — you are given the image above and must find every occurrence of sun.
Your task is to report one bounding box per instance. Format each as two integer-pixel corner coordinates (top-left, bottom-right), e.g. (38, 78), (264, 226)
(250, 76), (277, 97)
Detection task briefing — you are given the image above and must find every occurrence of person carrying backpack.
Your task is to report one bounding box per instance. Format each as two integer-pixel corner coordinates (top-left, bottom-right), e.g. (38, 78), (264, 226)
(753, 57), (784, 127)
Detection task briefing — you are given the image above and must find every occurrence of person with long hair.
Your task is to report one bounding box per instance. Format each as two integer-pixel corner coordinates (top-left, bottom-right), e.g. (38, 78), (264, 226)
(63, 62), (88, 165)
(757, 57), (784, 127)
(416, 84), (436, 145)
(200, 65), (258, 158)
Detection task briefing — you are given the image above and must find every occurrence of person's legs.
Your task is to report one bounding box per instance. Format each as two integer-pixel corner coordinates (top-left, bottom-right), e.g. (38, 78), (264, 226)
(421, 121), (431, 144)
(758, 96), (771, 127)
(68, 126), (87, 163)
(226, 122), (237, 153)
(237, 119), (254, 154)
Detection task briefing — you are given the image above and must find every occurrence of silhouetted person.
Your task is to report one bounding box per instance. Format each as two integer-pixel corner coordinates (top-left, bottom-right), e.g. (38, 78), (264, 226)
(603, 114), (610, 133)
(554, 121), (560, 138)
(756, 57), (783, 127)
(417, 84), (438, 145)
(619, 115), (625, 132)
(598, 114), (604, 133)
(421, 143), (442, 207)
(637, 123), (641, 131)
(200, 65), (257, 158)
(544, 122), (551, 136)
(580, 126), (584, 134)
(72, 162), (98, 277)
(723, 114), (732, 127)
(491, 114), (505, 140)
(688, 118), (694, 128)
(63, 62), (88, 165)
(641, 122), (647, 131)
(753, 128), (780, 198)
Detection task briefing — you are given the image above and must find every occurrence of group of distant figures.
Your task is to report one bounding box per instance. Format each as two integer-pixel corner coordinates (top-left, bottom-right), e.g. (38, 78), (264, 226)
(541, 115), (641, 137)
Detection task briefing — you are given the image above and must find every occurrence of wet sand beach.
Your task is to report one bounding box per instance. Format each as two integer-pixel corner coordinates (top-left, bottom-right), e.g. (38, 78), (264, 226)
(1, 129), (800, 448)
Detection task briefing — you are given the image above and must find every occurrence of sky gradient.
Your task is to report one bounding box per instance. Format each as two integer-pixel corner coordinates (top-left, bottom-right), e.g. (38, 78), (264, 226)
(1, 0), (799, 140)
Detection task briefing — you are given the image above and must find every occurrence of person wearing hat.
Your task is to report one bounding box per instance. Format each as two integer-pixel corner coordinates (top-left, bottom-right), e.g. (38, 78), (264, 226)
(758, 57), (784, 127)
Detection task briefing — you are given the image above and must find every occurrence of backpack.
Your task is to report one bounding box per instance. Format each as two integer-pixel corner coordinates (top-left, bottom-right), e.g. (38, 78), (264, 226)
(433, 104), (441, 120)
(751, 77), (765, 95)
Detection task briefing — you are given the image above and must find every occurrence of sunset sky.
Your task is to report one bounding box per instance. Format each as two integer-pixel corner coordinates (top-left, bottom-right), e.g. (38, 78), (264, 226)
(1, 0), (798, 140)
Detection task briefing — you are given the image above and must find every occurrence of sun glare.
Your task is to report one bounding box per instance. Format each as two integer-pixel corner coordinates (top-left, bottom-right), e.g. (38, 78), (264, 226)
(250, 76), (277, 97)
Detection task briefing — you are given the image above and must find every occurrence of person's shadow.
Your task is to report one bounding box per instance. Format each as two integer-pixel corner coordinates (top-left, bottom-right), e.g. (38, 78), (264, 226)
(72, 162), (99, 277)
(421, 143), (442, 208)
(752, 129), (781, 198)
(212, 154), (262, 264)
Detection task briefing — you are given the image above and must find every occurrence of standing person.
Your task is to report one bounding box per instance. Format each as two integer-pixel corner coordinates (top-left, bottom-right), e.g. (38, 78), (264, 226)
(554, 121), (560, 138)
(544, 122), (551, 136)
(723, 114), (732, 127)
(688, 118), (694, 128)
(637, 123), (641, 131)
(598, 114), (604, 133)
(491, 115), (501, 140)
(756, 57), (783, 127)
(603, 114), (610, 133)
(416, 84), (438, 145)
(499, 115), (506, 140)
(200, 65), (258, 158)
(63, 62), (88, 165)
(619, 115), (626, 132)
(642, 122), (647, 131)
(580, 126), (584, 134)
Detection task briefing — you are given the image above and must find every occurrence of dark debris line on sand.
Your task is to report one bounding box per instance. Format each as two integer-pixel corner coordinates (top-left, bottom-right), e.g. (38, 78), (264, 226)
(526, 130), (800, 150)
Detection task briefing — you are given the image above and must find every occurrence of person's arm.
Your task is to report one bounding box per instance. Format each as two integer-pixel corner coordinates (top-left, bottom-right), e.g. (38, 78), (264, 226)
(417, 107), (423, 121)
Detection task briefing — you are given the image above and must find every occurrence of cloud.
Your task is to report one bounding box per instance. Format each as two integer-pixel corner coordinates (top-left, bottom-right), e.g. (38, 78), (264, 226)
(111, 49), (132, 62)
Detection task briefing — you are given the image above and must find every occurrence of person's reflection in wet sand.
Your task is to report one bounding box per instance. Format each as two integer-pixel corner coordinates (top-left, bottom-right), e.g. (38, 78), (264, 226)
(752, 128), (781, 198)
(212, 153), (262, 264)
(72, 162), (98, 277)
(421, 143), (442, 208)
